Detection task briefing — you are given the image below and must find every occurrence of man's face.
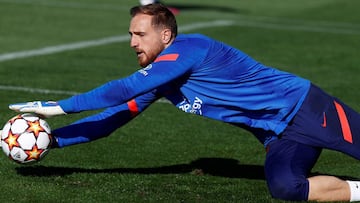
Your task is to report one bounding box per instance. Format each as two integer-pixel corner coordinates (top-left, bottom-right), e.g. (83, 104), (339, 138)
(129, 14), (166, 67)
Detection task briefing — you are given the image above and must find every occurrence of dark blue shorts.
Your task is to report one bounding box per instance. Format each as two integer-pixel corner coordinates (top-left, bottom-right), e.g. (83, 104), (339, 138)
(282, 83), (360, 159)
(264, 84), (360, 200)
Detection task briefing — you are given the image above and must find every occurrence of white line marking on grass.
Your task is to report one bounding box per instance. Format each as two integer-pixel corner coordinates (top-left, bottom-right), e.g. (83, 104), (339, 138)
(0, 35), (130, 62)
(180, 20), (235, 31)
(0, 0), (129, 11)
(235, 21), (360, 35)
(1, 17), (359, 63)
(0, 85), (79, 96)
(0, 85), (171, 103)
(0, 20), (235, 63)
(0, 20), (234, 100)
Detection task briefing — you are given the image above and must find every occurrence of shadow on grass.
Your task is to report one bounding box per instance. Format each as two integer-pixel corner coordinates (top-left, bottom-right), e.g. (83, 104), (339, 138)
(15, 157), (265, 180)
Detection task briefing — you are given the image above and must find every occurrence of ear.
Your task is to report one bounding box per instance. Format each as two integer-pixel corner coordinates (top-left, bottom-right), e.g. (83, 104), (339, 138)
(161, 29), (172, 44)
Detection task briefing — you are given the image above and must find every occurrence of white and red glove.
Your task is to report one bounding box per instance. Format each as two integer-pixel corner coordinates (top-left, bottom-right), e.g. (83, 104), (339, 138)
(9, 101), (66, 118)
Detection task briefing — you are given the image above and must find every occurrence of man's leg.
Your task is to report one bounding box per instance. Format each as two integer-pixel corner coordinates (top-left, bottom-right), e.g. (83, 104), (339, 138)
(274, 84), (360, 201)
(265, 139), (321, 201)
(265, 138), (360, 201)
(282, 84), (360, 159)
(308, 175), (350, 201)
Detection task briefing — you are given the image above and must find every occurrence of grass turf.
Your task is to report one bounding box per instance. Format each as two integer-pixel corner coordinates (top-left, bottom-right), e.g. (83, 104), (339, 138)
(0, 0), (360, 202)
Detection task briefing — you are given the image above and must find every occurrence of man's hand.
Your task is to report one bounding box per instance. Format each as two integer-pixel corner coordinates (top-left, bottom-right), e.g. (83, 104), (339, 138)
(9, 101), (66, 118)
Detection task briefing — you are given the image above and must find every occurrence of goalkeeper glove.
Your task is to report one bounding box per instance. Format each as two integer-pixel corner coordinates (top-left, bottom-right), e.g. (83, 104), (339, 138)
(9, 101), (66, 118)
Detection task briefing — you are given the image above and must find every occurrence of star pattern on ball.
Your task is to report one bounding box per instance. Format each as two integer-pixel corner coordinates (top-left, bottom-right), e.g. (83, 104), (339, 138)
(1, 114), (52, 164)
(26, 120), (45, 137)
(4, 131), (20, 150)
(25, 145), (44, 161)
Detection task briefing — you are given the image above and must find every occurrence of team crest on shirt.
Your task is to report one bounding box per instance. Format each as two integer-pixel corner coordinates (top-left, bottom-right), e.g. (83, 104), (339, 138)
(138, 64), (152, 76)
(177, 96), (203, 115)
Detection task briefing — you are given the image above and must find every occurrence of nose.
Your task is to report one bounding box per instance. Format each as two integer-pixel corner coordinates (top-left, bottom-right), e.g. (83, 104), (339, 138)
(130, 36), (138, 48)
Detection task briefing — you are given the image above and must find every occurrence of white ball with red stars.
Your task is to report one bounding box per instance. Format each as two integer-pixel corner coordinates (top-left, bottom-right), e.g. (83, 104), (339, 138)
(1, 113), (52, 164)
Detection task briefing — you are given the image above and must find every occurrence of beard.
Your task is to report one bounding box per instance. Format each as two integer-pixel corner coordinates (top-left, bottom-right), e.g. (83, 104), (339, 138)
(137, 53), (156, 67)
(136, 43), (164, 67)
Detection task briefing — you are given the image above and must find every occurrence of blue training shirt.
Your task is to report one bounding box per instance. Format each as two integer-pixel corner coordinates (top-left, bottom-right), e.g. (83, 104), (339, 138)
(54, 34), (310, 147)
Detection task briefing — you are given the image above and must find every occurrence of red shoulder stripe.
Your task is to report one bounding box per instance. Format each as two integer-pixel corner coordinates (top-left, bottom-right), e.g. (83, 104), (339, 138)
(154, 53), (179, 62)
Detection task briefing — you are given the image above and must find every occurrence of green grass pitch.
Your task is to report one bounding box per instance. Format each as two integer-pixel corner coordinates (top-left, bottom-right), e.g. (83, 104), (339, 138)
(0, 0), (360, 202)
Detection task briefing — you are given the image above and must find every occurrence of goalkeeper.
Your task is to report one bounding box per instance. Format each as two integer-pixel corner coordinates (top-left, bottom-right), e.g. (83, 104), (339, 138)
(6, 3), (360, 202)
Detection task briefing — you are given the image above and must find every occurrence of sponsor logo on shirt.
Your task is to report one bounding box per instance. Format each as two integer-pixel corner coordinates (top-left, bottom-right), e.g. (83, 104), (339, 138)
(178, 96), (203, 115)
(138, 53), (179, 76)
(138, 64), (152, 76)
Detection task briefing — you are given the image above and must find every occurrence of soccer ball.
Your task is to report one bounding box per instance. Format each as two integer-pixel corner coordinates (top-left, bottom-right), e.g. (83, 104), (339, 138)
(1, 113), (52, 164)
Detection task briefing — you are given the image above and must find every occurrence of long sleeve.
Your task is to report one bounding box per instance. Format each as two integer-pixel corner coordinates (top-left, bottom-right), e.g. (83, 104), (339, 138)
(53, 91), (159, 147)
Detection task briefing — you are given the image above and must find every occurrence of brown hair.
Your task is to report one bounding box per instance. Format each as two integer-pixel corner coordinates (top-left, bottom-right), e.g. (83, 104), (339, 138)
(130, 3), (178, 39)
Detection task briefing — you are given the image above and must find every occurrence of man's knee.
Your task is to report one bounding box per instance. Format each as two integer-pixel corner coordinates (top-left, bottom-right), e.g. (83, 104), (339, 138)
(267, 177), (309, 201)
